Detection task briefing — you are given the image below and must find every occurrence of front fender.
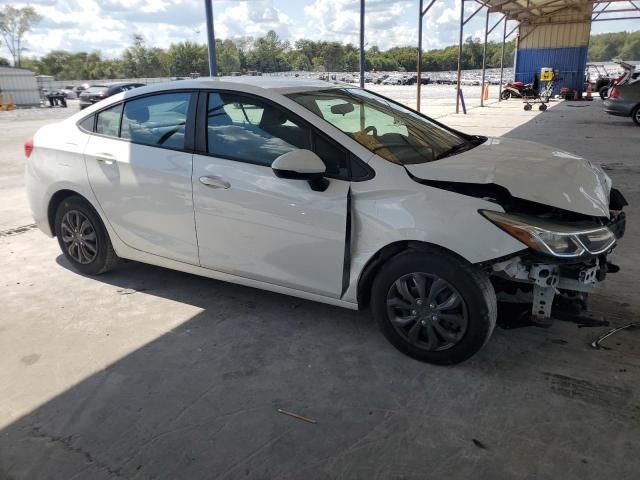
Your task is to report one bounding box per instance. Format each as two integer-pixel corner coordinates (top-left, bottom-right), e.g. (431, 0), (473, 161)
(343, 157), (526, 303)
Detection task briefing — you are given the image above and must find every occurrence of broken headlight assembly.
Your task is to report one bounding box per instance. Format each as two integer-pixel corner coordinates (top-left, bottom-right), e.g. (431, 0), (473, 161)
(480, 210), (616, 258)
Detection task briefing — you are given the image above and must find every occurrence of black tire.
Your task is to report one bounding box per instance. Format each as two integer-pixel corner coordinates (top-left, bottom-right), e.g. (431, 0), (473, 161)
(501, 90), (511, 100)
(371, 250), (497, 365)
(539, 103), (547, 111)
(599, 86), (608, 100)
(632, 105), (640, 126)
(54, 195), (119, 275)
(524, 104), (532, 111)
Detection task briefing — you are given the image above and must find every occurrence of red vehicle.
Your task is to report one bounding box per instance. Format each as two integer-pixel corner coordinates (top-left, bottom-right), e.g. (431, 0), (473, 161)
(501, 80), (535, 99)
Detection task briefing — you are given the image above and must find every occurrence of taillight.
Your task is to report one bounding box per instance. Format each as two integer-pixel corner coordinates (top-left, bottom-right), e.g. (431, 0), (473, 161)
(609, 88), (620, 99)
(25, 137), (34, 159)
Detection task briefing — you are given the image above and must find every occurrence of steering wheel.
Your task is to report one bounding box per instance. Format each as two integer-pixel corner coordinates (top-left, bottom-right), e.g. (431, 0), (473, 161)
(364, 125), (378, 136)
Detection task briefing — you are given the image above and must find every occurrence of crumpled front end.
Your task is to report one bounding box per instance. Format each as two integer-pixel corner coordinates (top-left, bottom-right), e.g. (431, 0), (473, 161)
(481, 189), (627, 325)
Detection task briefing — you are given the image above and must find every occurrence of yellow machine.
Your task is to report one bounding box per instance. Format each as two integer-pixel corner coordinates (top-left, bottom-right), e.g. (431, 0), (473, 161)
(540, 67), (554, 82)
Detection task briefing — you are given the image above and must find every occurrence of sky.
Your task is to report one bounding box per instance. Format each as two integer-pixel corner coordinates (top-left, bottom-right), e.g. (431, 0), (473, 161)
(5, 0), (640, 59)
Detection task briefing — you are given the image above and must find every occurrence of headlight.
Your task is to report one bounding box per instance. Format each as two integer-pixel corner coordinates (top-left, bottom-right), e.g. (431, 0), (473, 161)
(480, 210), (616, 258)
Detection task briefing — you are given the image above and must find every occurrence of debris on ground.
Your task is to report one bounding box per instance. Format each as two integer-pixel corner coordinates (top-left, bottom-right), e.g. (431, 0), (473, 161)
(277, 409), (317, 424)
(472, 438), (488, 449)
(116, 288), (147, 295)
(591, 323), (639, 350)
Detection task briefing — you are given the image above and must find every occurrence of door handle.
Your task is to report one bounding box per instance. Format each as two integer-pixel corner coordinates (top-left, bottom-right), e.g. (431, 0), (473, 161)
(199, 176), (231, 189)
(96, 154), (116, 165)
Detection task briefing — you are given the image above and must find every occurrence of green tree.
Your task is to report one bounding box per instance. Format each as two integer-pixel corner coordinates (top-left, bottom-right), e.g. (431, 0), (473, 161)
(217, 39), (241, 75)
(0, 5), (42, 67)
(246, 30), (290, 72)
(121, 34), (168, 78)
(167, 41), (208, 76)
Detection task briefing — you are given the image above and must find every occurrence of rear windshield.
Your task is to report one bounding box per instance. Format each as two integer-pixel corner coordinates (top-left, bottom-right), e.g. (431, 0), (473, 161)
(287, 88), (481, 164)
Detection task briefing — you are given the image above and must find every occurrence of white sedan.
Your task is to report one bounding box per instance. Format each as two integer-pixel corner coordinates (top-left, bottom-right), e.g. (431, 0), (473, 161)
(25, 78), (627, 364)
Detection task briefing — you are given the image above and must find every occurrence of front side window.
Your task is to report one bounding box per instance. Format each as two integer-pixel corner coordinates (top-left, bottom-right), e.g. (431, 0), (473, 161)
(95, 104), (122, 137)
(121, 92), (191, 149)
(288, 88), (480, 165)
(206, 92), (311, 167)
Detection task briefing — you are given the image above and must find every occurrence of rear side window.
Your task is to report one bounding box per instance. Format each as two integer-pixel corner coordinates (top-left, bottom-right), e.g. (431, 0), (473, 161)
(96, 104), (122, 137)
(121, 92), (191, 149)
(206, 92), (311, 167)
(78, 114), (95, 133)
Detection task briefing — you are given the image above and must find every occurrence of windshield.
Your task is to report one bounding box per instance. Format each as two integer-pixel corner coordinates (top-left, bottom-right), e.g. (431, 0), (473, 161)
(287, 88), (480, 164)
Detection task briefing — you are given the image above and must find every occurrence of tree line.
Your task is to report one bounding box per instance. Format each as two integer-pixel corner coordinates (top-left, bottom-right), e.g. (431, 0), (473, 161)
(588, 30), (640, 62)
(17, 31), (516, 80)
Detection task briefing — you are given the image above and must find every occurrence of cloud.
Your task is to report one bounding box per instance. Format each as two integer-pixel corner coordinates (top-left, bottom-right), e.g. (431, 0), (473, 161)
(215, 0), (293, 39)
(4, 0), (637, 61)
(297, 0), (416, 49)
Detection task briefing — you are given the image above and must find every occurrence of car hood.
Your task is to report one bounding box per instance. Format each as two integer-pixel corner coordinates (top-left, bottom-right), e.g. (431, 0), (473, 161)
(404, 137), (612, 218)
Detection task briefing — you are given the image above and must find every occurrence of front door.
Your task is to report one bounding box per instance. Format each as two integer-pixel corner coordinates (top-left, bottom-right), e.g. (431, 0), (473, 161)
(192, 90), (349, 298)
(84, 92), (198, 264)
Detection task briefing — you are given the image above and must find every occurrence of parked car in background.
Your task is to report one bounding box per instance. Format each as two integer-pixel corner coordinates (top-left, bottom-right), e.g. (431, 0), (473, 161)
(60, 88), (77, 99)
(603, 61), (640, 126)
(74, 84), (89, 97)
(25, 78), (627, 364)
(79, 82), (145, 109)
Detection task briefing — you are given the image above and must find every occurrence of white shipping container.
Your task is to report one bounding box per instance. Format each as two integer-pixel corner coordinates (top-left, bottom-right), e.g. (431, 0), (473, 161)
(0, 66), (41, 106)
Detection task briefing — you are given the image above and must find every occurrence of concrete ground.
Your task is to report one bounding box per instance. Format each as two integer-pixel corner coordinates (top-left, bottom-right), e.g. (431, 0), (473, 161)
(1, 97), (639, 480)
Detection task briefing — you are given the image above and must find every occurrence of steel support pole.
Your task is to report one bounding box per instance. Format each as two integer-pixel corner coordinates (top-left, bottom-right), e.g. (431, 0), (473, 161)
(513, 33), (519, 81)
(498, 16), (507, 102)
(360, 0), (365, 88)
(455, 0), (465, 113)
(480, 6), (489, 107)
(417, 0), (424, 111)
(204, 0), (217, 76)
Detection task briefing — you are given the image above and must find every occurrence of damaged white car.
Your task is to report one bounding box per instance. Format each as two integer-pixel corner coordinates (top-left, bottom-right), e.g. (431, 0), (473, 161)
(25, 79), (627, 364)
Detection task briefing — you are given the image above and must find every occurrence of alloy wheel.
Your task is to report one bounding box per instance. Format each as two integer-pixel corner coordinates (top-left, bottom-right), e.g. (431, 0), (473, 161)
(386, 272), (468, 351)
(60, 210), (98, 264)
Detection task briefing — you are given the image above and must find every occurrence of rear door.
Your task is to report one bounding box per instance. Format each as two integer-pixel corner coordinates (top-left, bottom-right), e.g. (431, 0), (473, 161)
(84, 91), (199, 264)
(191, 90), (351, 297)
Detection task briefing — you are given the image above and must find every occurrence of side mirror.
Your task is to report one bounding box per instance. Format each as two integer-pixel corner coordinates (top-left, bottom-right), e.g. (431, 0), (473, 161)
(272, 149), (329, 192)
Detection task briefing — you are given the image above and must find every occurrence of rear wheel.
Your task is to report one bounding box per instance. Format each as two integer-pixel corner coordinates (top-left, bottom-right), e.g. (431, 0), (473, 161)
(632, 105), (640, 126)
(54, 195), (118, 275)
(524, 103), (532, 111)
(371, 251), (497, 365)
(501, 90), (511, 100)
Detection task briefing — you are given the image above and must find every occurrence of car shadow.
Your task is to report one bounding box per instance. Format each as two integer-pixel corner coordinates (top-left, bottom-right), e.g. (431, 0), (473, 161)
(2, 247), (542, 479)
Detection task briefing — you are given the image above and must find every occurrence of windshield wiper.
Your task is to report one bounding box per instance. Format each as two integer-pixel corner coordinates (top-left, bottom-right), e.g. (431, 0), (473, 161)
(436, 141), (473, 160)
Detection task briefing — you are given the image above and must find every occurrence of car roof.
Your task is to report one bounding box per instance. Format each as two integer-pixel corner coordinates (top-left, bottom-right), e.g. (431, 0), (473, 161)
(90, 82), (143, 88)
(119, 76), (346, 96)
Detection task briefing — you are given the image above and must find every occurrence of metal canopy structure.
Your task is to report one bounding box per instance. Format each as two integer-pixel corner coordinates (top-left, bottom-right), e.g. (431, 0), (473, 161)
(416, 0), (640, 113)
(486, 0), (640, 23)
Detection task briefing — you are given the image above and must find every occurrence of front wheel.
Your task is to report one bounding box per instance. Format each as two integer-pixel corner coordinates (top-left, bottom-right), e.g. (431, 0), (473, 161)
(54, 195), (119, 275)
(371, 250), (497, 365)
